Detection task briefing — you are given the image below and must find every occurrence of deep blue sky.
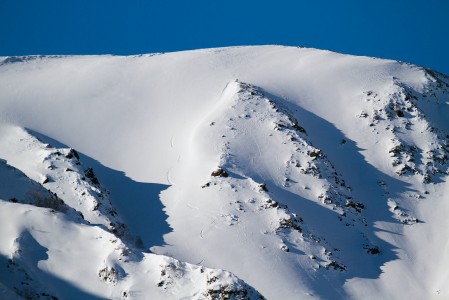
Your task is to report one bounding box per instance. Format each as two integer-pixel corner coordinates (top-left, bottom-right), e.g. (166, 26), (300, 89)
(1, 0), (449, 74)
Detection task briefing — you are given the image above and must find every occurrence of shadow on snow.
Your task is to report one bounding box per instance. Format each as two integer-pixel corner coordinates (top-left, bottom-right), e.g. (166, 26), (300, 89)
(0, 230), (108, 300)
(259, 90), (418, 299)
(28, 130), (172, 251)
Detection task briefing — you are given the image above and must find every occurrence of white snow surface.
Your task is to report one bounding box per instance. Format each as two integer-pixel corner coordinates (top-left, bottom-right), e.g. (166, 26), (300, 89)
(1, 46), (449, 299)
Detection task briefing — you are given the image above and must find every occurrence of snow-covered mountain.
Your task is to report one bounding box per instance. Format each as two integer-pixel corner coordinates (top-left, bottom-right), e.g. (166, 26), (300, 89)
(0, 46), (448, 299)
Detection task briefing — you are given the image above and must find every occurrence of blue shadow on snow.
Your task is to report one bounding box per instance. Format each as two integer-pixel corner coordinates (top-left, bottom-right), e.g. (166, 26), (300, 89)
(28, 130), (171, 251)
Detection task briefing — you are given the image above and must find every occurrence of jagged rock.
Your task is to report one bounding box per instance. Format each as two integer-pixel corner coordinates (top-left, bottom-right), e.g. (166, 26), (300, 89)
(98, 266), (118, 284)
(389, 145), (403, 155)
(259, 183), (268, 192)
(394, 109), (404, 117)
(41, 175), (49, 184)
(65, 148), (80, 160)
(325, 261), (346, 272)
(211, 168), (229, 177)
(84, 168), (100, 185)
(345, 200), (365, 213)
(202, 271), (265, 300)
(261, 199), (278, 209)
(308, 150), (321, 158)
(367, 247), (380, 255)
(28, 189), (67, 213)
(278, 216), (302, 232)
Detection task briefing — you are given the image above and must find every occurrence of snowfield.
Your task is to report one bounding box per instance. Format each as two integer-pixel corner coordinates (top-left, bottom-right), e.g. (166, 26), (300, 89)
(0, 46), (448, 299)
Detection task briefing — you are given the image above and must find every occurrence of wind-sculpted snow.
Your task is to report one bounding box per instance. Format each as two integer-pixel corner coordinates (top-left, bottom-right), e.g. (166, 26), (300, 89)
(156, 81), (385, 298)
(0, 201), (263, 299)
(0, 158), (84, 222)
(356, 76), (449, 183)
(0, 127), (264, 299)
(1, 46), (449, 299)
(0, 126), (131, 239)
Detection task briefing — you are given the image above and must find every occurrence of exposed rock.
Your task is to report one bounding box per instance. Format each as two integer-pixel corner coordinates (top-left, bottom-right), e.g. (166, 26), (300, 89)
(65, 148), (80, 160)
(85, 168), (100, 185)
(394, 109), (404, 117)
(259, 183), (268, 192)
(308, 150), (321, 158)
(280, 244), (290, 252)
(325, 260), (346, 272)
(367, 247), (380, 255)
(98, 266), (118, 284)
(211, 168), (229, 177)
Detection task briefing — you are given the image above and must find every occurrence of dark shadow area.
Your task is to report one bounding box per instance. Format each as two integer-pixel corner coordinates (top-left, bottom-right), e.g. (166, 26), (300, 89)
(28, 130), (172, 250)
(80, 154), (171, 250)
(0, 230), (107, 300)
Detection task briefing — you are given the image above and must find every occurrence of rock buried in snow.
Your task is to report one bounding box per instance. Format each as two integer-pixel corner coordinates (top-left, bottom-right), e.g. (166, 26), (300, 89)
(211, 168), (229, 177)
(280, 244), (290, 252)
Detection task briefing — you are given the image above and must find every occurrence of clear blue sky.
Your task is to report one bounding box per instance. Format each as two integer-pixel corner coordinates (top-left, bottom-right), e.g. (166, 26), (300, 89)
(1, 0), (448, 74)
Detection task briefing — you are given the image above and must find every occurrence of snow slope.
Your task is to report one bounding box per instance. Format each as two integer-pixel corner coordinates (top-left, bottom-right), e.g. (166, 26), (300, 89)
(0, 46), (449, 299)
(0, 127), (262, 300)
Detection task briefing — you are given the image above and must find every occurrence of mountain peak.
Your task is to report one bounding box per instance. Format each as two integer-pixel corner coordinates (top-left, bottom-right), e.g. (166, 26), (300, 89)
(1, 46), (448, 299)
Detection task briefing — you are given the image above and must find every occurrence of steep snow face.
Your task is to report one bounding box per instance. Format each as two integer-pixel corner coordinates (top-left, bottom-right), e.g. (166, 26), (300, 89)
(1, 46), (449, 299)
(156, 81), (374, 299)
(0, 125), (124, 233)
(0, 128), (263, 300)
(0, 200), (261, 300)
